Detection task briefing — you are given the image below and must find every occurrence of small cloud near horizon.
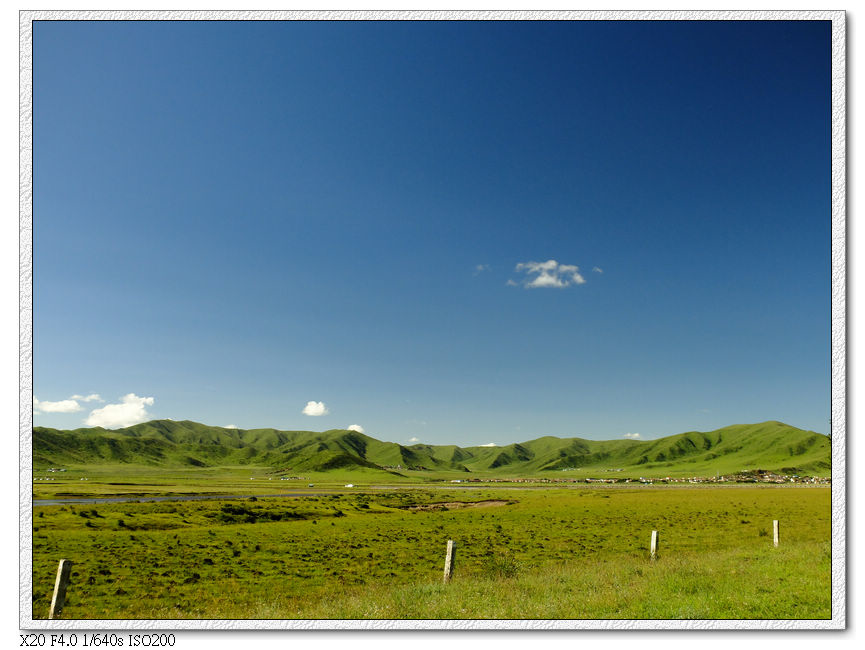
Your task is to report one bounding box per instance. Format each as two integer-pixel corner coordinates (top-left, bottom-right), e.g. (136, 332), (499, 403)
(34, 397), (82, 414)
(71, 394), (103, 403)
(85, 394), (155, 429)
(510, 260), (587, 288)
(479, 442), (498, 447)
(302, 401), (329, 416)
(35, 392), (104, 414)
(623, 432), (641, 440)
(224, 424), (238, 429)
(347, 424), (364, 433)
(408, 436), (420, 443)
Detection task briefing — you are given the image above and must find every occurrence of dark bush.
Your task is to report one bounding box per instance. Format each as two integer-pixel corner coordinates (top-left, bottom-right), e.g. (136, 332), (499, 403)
(483, 551), (521, 579)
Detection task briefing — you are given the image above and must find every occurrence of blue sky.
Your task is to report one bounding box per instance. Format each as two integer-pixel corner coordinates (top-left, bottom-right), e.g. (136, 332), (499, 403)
(32, 20), (831, 443)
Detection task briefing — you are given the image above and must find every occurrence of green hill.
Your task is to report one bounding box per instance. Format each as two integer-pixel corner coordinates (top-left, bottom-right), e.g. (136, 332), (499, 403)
(32, 420), (830, 477)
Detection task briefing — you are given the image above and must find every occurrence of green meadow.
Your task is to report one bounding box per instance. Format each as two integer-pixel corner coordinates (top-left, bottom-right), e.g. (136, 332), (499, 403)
(31, 419), (833, 620)
(32, 484), (831, 620)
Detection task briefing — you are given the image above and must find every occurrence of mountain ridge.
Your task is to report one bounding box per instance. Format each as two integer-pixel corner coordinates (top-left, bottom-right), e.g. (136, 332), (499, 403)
(32, 419), (830, 477)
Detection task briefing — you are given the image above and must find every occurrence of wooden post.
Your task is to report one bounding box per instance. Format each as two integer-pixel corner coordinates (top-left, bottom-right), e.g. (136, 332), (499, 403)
(48, 559), (73, 620)
(443, 540), (456, 583)
(650, 530), (659, 561)
(773, 520), (780, 548)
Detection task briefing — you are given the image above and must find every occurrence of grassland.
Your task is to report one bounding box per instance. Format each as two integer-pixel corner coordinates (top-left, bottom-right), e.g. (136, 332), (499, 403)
(31, 484), (831, 620)
(32, 465), (391, 500)
(30, 419), (832, 620)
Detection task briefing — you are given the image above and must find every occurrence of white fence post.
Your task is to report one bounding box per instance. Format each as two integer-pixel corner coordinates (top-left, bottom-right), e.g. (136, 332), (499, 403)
(443, 540), (456, 583)
(48, 559), (73, 619)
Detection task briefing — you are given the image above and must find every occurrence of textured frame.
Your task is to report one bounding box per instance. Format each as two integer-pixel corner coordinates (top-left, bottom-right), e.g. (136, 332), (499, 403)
(19, 9), (846, 631)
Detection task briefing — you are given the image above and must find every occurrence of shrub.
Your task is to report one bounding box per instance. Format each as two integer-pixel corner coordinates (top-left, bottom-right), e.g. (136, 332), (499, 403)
(483, 551), (521, 579)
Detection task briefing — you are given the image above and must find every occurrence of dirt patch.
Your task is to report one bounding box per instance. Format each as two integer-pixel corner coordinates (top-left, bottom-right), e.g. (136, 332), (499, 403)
(399, 499), (511, 511)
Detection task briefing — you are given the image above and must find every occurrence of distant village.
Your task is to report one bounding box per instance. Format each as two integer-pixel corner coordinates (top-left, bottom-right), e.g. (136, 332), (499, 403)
(36, 466), (829, 486)
(446, 469), (830, 485)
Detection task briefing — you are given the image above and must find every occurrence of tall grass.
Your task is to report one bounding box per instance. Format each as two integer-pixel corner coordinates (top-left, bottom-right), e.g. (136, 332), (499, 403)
(124, 542), (830, 620)
(33, 487), (831, 621)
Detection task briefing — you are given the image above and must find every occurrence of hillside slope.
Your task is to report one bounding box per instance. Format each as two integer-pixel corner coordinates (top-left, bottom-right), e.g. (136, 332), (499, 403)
(32, 420), (830, 477)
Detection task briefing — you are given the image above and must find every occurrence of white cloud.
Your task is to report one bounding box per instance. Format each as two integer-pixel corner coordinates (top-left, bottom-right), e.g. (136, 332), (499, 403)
(474, 264), (490, 275)
(624, 433), (641, 440)
(408, 436), (420, 443)
(70, 394), (103, 402)
(479, 442), (498, 447)
(592, 267), (603, 274)
(224, 424), (238, 429)
(84, 394), (154, 429)
(302, 401), (329, 416)
(33, 397), (82, 414)
(511, 260), (586, 288)
(347, 424), (364, 433)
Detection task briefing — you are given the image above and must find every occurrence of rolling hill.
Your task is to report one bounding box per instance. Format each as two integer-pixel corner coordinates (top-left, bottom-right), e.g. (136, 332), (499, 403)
(32, 420), (830, 477)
